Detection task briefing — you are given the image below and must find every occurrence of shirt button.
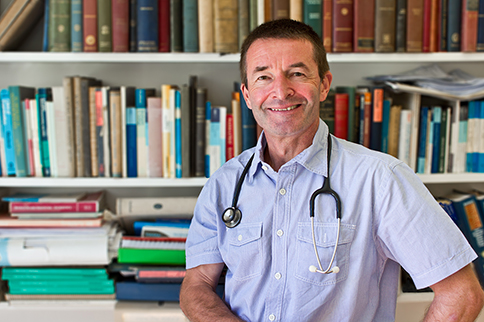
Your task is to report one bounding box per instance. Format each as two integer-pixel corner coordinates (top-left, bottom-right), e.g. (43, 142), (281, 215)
(275, 272), (282, 280)
(269, 314), (276, 321)
(276, 229), (284, 237)
(279, 188), (286, 195)
(262, 165), (268, 171)
(238, 235), (242, 241)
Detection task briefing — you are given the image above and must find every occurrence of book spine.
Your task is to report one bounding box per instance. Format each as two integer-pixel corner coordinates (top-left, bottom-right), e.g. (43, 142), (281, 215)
(398, 109), (412, 166)
(167, 88), (177, 178)
(137, 0), (159, 51)
(136, 89), (148, 177)
(362, 91), (372, 148)
(369, 87), (383, 152)
(422, 0), (432, 52)
(71, 0), (83, 52)
(387, 105), (401, 158)
(23, 99), (35, 176)
(429, 0), (439, 52)
(394, 0), (406, 52)
(461, 0), (479, 52)
(319, 89), (335, 134)
(406, 0), (423, 52)
(36, 89), (51, 177)
(147, 97), (163, 177)
(439, 107), (449, 173)
(46, 101), (57, 177)
(380, 98), (391, 153)
(83, 0), (98, 52)
(213, 0), (239, 53)
(205, 101), (212, 178)
(354, 0), (375, 52)
(323, 0), (332, 52)
(49, 0), (71, 52)
(250, 0), (258, 31)
(97, 0), (112, 52)
(447, 0), (462, 51)
(198, 0), (214, 52)
(175, 91), (182, 178)
(209, 107), (221, 176)
(129, 0), (137, 52)
(479, 102), (484, 173)
(112, 0), (130, 52)
(334, 93), (348, 140)
(332, 0), (354, 52)
(290, 0), (303, 21)
(170, 0), (183, 52)
(195, 89), (207, 177)
(42, 0), (51, 52)
(29, 99), (42, 177)
(180, 85), (191, 177)
(126, 105), (138, 177)
(375, 0), (396, 52)
(272, 0), (289, 19)
(239, 0), (250, 49)
(110, 89), (122, 177)
(95, 89), (105, 176)
(10, 202), (99, 213)
(159, 0), (171, 52)
(303, 0), (322, 38)
(232, 95), (242, 156)
(1, 89), (16, 176)
(478, 0), (484, 51)
(439, 0), (448, 51)
(239, 88), (257, 150)
(430, 106), (442, 174)
(183, 0), (198, 52)
(161, 85), (172, 178)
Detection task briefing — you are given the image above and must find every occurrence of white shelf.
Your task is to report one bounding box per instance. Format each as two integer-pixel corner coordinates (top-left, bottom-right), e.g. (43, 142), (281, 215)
(1, 52), (484, 63)
(0, 177), (208, 188)
(417, 173), (484, 184)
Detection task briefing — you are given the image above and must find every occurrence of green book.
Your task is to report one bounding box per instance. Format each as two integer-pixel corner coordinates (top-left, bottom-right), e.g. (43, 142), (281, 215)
(48, 0), (71, 52)
(8, 86), (36, 177)
(118, 248), (186, 265)
(8, 280), (114, 288)
(98, 0), (113, 52)
(303, 0), (322, 37)
(8, 284), (114, 295)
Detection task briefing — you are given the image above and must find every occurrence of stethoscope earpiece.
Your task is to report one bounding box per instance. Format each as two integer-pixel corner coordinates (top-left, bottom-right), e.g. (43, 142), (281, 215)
(222, 207), (242, 228)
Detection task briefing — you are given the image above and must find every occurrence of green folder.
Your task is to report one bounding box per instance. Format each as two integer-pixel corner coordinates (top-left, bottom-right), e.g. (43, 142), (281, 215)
(117, 248), (186, 265)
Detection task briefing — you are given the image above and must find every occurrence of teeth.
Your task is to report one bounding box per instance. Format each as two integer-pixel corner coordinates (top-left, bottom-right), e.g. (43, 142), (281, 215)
(270, 105), (298, 111)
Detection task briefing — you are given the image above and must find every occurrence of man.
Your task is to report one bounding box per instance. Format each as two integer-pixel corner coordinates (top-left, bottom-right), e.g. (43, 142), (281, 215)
(180, 19), (484, 321)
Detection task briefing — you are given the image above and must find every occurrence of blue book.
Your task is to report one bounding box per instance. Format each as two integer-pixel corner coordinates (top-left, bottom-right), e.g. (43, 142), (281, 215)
(175, 90), (182, 178)
(447, 0), (462, 51)
(9, 86), (36, 177)
(467, 101), (477, 173)
(182, 0), (199, 52)
(126, 105), (137, 177)
(42, 0), (50, 52)
(71, 0), (83, 52)
(431, 107), (442, 174)
(239, 86), (257, 150)
(478, 0), (484, 51)
(133, 220), (190, 236)
(1, 89), (16, 176)
(136, 0), (159, 52)
(205, 101), (211, 178)
(36, 88), (51, 177)
(417, 107), (429, 174)
(380, 98), (391, 154)
(479, 102), (484, 173)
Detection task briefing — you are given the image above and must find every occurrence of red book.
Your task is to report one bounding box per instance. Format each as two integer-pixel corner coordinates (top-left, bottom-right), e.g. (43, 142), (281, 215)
(323, 0), (333, 52)
(83, 0), (98, 52)
(112, 0), (129, 52)
(226, 113), (234, 161)
(461, 0), (479, 52)
(422, 0), (432, 52)
(9, 191), (105, 213)
(158, 0), (170, 52)
(334, 93), (349, 140)
(332, 0), (354, 52)
(354, 0), (375, 52)
(0, 214), (104, 228)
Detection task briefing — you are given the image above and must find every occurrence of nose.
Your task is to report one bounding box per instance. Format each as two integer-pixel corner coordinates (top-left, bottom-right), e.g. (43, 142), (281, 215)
(271, 76), (294, 100)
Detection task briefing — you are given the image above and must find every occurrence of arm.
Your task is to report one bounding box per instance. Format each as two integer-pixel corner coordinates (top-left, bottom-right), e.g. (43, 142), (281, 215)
(423, 264), (484, 321)
(180, 263), (245, 322)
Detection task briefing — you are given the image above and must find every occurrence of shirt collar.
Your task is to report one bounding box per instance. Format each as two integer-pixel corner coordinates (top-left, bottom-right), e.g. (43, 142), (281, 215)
(248, 119), (330, 180)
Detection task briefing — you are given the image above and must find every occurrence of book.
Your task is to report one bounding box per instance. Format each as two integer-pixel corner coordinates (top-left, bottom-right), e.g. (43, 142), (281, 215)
(115, 281), (218, 301)
(369, 87), (384, 152)
(406, 0), (423, 52)
(120, 236), (186, 250)
(213, 0), (239, 53)
(183, 0), (198, 52)
(1, 89), (16, 176)
(0, 0), (44, 51)
(232, 92), (242, 156)
(188, 75), (198, 177)
(320, 89), (335, 134)
(478, 0), (484, 51)
(303, 0), (322, 37)
(129, 0), (137, 51)
(2, 192), (86, 203)
(417, 106), (430, 173)
(27, 99), (42, 177)
(239, 0), (250, 49)
(322, 0), (332, 52)
(137, 0), (159, 51)
(272, 0), (289, 19)
(430, 106), (442, 174)
(48, 0), (71, 52)
(89, 86), (100, 177)
(380, 98), (391, 153)
(336, 86), (356, 142)
(428, 0), (439, 52)
(117, 248), (185, 265)
(161, 85), (173, 178)
(175, 90), (182, 177)
(195, 88), (207, 177)
(109, 87), (122, 177)
(8, 191), (105, 213)
(11, 211), (104, 219)
(42, 0), (50, 51)
(0, 214), (104, 228)
(395, 0), (406, 52)
(45, 100), (57, 177)
(239, 86), (257, 150)
(9, 86), (36, 177)
(83, 0), (98, 52)
(135, 88), (155, 177)
(205, 100), (212, 177)
(158, 0), (170, 52)
(334, 92), (348, 140)
(23, 98), (34, 176)
(387, 104), (402, 158)
(135, 220), (190, 237)
(375, 0), (396, 52)
(447, 0), (462, 51)
(124, 86), (137, 177)
(461, 0), (479, 52)
(71, 0), (83, 52)
(180, 84), (191, 177)
(332, 0), (353, 52)
(198, 0), (214, 52)
(36, 88), (52, 177)
(97, 0), (112, 52)
(170, 0), (183, 52)
(147, 97), (162, 177)
(354, 0), (375, 52)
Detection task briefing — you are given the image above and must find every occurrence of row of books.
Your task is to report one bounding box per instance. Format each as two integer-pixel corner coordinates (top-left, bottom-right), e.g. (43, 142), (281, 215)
(323, 85), (484, 174)
(39, 0), (484, 54)
(0, 77), (259, 178)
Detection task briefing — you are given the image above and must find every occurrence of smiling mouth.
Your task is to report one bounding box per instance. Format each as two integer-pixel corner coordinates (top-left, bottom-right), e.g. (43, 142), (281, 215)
(269, 105), (300, 111)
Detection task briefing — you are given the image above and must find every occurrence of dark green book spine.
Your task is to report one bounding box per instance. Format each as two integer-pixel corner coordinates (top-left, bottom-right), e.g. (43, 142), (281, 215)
(49, 0), (71, 52)
(98, 0), (112, 52)
(303, 0), (322, 37)
(182, 0), (199, 52)
(170, 0), (183, 52)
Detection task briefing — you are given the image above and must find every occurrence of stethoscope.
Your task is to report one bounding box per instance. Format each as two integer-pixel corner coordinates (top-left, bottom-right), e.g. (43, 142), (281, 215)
(222, 133), (342, 275)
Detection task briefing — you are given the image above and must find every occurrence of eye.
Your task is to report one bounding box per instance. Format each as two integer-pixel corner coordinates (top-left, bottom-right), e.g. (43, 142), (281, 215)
(256, 75), (271, 81)
(292, 71), (305, 77)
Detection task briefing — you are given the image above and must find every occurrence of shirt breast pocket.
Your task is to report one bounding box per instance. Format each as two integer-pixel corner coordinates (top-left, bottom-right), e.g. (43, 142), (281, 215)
(295, 222), (356, 286)
(224, 222), (263, 281)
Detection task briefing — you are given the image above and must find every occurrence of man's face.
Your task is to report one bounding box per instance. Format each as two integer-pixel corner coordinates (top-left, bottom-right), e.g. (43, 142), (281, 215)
(241, 38), (332, 140)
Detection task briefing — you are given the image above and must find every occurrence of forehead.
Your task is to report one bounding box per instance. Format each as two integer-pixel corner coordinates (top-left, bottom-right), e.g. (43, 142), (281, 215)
(245, 38), (316, 71)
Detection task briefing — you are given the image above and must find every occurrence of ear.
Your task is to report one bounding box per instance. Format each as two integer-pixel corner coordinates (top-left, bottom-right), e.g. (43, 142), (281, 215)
(319, 71), (333, 102)
(240, 83), (253, 110)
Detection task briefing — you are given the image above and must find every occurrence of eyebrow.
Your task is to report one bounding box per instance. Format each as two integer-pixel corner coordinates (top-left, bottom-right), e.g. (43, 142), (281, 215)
(252, 62), (309, 74)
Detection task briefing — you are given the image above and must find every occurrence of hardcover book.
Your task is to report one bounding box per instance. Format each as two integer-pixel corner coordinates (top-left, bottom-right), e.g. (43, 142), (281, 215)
(214, 0), (239, 53)
(332, 0), (354, 52)
(354, 0), (374, 52)
(112, 0), (129, 52)
(83, 0), (98, 52)
(137, 0), (159, 51)
(49, 0), (71, 52)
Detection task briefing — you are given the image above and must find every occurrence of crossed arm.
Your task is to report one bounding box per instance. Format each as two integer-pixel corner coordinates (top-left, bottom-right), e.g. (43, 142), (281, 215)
(424, 264), (484, 321)
(180, 263), (245, 322)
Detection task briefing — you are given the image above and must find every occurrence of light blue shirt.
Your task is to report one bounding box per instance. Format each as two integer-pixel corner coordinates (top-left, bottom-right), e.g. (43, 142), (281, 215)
(186, 120), (476, 322)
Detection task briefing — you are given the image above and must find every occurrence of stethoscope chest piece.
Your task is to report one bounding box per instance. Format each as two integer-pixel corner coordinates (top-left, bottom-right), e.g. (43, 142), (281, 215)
(222, 207), (242, 228)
